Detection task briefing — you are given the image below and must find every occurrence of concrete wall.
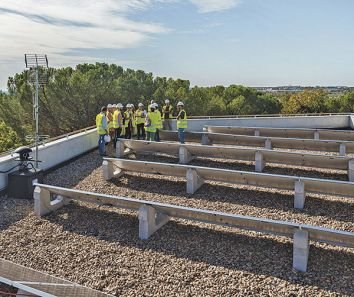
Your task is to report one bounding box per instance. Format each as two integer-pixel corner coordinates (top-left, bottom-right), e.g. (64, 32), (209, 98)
(0, 129), (97, 191)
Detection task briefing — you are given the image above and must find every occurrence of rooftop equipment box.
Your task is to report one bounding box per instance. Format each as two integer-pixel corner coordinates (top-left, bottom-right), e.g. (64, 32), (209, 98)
(8, 169), (44, 199)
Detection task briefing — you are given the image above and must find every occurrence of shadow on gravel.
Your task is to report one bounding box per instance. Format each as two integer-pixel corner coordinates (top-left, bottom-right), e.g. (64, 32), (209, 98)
(110, 174), (354, 225)
(47, 203), (354, 296)
(121, 153), (348, 181)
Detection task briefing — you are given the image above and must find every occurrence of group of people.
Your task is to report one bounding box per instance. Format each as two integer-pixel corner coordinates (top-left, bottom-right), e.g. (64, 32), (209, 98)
(95, 99), (187, 156)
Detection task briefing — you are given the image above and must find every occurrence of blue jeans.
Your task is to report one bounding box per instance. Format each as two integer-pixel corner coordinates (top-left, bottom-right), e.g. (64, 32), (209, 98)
(98, 134), (106, 156)
(178, 128), (185, 144)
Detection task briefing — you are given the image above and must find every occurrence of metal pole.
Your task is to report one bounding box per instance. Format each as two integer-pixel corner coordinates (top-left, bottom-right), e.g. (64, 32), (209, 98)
(35, 67), (39, 169)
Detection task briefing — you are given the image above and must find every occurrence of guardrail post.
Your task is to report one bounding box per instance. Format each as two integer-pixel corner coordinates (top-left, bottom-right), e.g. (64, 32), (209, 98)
(313, 131), (320, 140)
(265, 138), (272, 150)
(293, 229), (309, 272)
(348, 159), (354, 182)
(103, 160), (114, 181)
(34, 186), (68, 216)
(339, 143), (346, 156)
(179, 146), (194, 164)
(255, 151), (265, 172)
(139, 204), (170, 240)
(116, 140), (125, 158)
(186, 168), (204, 194)
(201, 133), (212, 145)
(294, 180), (305, 209)
(254, 129), (260, 137)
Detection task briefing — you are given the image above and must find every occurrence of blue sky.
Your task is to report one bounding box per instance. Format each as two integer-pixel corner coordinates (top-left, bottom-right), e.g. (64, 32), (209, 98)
(1, 0), (354, 89)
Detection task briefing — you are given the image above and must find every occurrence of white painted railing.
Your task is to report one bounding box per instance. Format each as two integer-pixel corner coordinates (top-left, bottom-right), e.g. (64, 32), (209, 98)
(103, 158), (354, 209)
(117, 139), (354, 181)
(33, 183), (354, 273)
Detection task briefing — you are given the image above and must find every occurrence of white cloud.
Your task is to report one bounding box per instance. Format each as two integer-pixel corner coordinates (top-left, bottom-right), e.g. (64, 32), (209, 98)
(190, 0), (241, 13)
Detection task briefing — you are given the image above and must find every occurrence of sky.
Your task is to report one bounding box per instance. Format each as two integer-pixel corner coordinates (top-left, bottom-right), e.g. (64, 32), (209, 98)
(0, 0), (354, 89)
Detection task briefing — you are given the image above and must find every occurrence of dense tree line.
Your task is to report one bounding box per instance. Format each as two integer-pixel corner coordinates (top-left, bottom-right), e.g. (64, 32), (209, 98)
(0, 62), (353, 152)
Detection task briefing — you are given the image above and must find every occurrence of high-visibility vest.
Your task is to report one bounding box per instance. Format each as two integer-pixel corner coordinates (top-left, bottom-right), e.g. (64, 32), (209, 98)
(135, 109), (146, 125)
(156, 110), (163, 129)
(96, 113), (106, 135)
(124, 111), (136, 128)
(177, 109), (188, 129)
(113, 110), (123, 128)
(162, 105), (173, 119)
(145, 112), (158, 132)
(107, 111), (114, 129)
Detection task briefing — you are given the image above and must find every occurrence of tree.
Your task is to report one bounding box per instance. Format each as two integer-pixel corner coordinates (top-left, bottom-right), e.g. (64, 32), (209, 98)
(282, 89), (328, 114)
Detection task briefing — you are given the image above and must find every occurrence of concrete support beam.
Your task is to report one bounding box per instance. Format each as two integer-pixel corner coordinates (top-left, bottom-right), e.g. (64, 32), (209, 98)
(186, 168), (205, 194)
(339, 143), (346, 156)
(294, 180), (305, 209)
(265, 138), (272, 150)
(201, 133), (213, 145)
(254, 129), (260, 137)
(17, 289), (36, 297)
(255, 151), (265, 172)
(115, 140), (125, 158)
(34, 186), (68, 217)
(313, 131), (320, 140)
(293, 229), (309, 272)
(179, 146), (195, 164)
(139, 204), (170, 240)
(348, 159), (354, 182)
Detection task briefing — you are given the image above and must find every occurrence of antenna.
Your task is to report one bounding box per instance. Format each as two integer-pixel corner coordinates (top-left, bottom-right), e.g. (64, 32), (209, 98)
(24, 54), (49, 168)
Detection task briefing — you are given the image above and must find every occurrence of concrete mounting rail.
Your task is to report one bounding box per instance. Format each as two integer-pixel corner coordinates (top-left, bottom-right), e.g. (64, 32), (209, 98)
(117, 139), (354, 181)
(33, 183), (354, 273)
(102, 158), (354, 209)
(206, 125), (354, 141)
(0, 258), (112, 297)
(159, 130), (354, 155)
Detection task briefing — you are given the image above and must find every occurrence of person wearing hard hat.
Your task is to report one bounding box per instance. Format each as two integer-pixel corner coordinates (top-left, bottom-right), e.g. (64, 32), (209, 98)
(113, 103), (123, 148)
(135, 103), (146, 140)
(106, 104), (114, 143)
(96, 106), (108, 156)
(162, 99), (173, 130)
(153, 103), (162, 142)
(176, 102), (187, 144)
(144, 103), (158, 141)
(124, 104), (135, 139)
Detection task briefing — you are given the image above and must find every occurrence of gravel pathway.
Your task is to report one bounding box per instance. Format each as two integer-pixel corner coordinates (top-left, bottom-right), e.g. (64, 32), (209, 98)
(0, 145), (353, 296)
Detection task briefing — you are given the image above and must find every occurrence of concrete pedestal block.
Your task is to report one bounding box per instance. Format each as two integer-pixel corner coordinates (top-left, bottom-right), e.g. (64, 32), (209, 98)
(348, 159), (354, 182)
(115, 140), (125, 158)
(179, 146), (195, 164)
(186, 168), (204, 194)
(293, 229), (309, 272)
(313, 131), (320, 140)
(294, 180), (305, 209)
(34, 186), (68, 217)
(254, 129), (260, 137)
(255, 151), (265, 172)
(339, 143), (346, 156)
(265, 138), (272, 150)
(201, 134), (212, 145)
(102, 160), (114, 181)
(139, 204), (170, 240)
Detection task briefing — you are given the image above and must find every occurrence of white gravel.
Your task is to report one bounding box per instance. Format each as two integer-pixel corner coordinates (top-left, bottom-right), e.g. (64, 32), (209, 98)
(0, 145), (353, 296)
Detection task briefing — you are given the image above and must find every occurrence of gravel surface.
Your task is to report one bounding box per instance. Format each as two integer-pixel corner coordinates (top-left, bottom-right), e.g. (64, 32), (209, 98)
(0, 144), (353, 296)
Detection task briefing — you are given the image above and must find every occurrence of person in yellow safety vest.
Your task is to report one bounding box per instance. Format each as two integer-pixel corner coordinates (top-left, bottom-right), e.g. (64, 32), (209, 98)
(124, 104), (135, 139)
(96, 106), (108, 156)
(113, 103), (124, 148)
(152, 103), (162, 142)
(144, 104), (158, 141)
(106, 104), (114, 142)
(162, 99), (173, 130)
(135, 103), (146, 140)
(148, 99), (155, 112)
(176, 101), (187, 144)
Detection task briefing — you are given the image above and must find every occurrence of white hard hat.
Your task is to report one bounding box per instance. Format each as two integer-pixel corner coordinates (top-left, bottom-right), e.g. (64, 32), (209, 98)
(117, 103), (123, 108)
(112, 104), (117, 108)
(138, 103), (143, 107)
(177, 101), (184, 106)
(153, 103), (158, 108)
(107, 104), (113, 108)
(165, 99), (170, 104)
(126, 103), (131, 108)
